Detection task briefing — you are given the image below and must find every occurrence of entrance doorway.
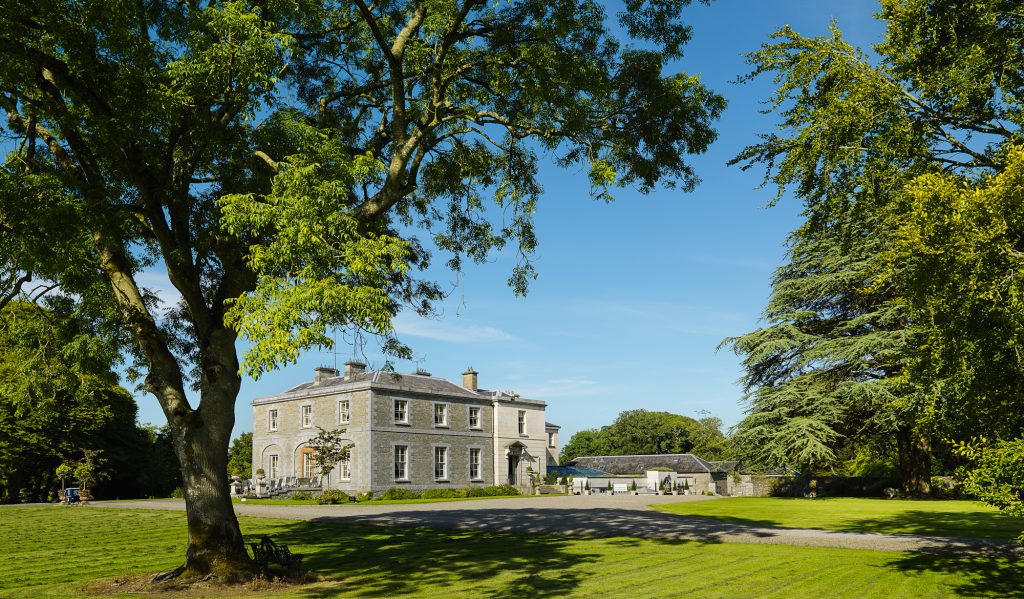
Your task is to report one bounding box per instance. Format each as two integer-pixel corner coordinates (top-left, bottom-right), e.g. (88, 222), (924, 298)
(507, 454), (519, 485)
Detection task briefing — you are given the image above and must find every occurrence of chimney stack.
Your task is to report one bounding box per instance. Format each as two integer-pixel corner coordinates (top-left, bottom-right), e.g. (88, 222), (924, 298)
(462, 367), (478, 391)
(344, 360), (367, 379)
(314, 366), (339, 384)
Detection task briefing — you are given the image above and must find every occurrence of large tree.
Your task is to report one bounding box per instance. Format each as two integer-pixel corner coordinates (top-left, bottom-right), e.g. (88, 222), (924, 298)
(560, 409), (731, 463)
(0, 0), (723, 580)
(0, 300), (137, 503)
(728, 0), (1023, 494)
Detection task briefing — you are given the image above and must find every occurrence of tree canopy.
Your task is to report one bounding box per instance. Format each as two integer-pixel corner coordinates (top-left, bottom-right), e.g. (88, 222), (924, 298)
(0, 0), (723, 578)
(560, 409), (732, 463)
(726, 0), (1023, 494)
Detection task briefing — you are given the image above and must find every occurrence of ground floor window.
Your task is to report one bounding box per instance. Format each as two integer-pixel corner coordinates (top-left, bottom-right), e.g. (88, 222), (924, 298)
(269, 454), (279, 478)
(340, 449), (352, 480)
(434, 446), (448, 480)
(469, 448), (481, 480)
(302, 450), (315, 478)
(394, 445), (408, 480)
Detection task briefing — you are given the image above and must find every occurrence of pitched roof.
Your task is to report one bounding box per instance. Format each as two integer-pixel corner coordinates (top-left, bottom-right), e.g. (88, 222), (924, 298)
(256, 369), (545, 406)
(567, 454), (721, 474)
(547, 465), (608, 477)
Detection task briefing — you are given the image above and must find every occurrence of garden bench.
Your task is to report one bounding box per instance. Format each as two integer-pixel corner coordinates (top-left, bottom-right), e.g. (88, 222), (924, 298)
(250, 535), (303, 577)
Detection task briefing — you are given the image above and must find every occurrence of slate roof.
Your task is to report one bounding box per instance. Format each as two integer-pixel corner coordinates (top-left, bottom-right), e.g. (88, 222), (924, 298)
(566, 454), (721, 475)
(279, 370), (478, 398)
(547, 465), (608, 477)
(545, 422), (561, 429)
(257, 369), (545, 406)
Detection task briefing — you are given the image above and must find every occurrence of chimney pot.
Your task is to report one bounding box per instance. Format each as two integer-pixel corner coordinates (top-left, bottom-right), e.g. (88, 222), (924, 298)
(314, 366), (339, 384)
(462, 367), (478, 391)
(344, 360), (367, 379)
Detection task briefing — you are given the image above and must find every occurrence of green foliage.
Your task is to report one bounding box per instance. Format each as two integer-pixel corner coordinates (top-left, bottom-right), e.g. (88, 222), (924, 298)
(227, 432), (253, 477)
(953, 437), (1024, 541)
(725, 0), (1024, 488)
(0, 302), (152, 502)
(560, 409), (733, 463)
(381, 488), (422, 501)
(290, 491), (313, 501)
(315, 490), (351, 505)
(306, 427), (353, 481)
(0, 0), (722, 559)
(170, 487), (185, 499)
(629, 480), (637, 491)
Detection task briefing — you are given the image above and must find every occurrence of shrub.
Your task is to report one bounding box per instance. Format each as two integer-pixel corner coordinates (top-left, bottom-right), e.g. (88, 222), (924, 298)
(316, 490), (351, 504)
(356, 491), (374, 502)
(290, 491), (313, 500)
(484, 484), (521, 496)
(629, 480), (637, 491)
(559, 475), (568, 485)
(170, 487), (185, 499)
(382, 487), (422, 500)
(422, 488), (465, 499)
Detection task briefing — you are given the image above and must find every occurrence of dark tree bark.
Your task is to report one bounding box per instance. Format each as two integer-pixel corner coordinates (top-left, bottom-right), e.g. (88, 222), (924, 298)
(896, 427), (932, 497)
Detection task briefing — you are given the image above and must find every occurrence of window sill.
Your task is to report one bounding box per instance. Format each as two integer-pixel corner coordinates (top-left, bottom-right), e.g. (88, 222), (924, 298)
(469, 426), (483, 431)
(434, 479), (450, 483)
(433, 424), (449, 429)
(393, 421), (411, 426)
(394, 478), (411, 483)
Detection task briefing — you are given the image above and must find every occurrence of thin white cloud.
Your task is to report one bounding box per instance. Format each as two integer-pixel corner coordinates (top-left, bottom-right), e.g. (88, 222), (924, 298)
(517, 376), (600, 399)
(393, 315), (517, 344)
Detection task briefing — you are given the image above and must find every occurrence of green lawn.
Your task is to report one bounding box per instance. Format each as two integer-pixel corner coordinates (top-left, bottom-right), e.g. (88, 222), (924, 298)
(655, 497), (1024, 540)
(2, 505), (1021, 598)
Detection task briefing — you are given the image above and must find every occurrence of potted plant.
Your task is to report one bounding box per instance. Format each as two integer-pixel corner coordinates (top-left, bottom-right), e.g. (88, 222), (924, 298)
(55, 462), (73, 504)
(606, 480), (613, 494)
(256, 468), (266, 478)
(73, 450), (107, 504)
(629, 480), (638, 495)
(584, 481), (591, 495)
(683, 480), (690, 495)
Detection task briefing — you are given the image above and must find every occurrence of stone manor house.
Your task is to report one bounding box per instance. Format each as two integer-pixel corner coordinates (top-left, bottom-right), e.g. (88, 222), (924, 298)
(251, 362), (560, 494)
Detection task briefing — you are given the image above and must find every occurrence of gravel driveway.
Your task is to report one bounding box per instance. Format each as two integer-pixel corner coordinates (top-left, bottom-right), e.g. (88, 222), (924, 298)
(94, 495), (1019, 554)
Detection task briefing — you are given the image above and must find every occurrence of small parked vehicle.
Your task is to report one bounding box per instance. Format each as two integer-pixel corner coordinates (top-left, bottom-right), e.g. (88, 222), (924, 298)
(63, 487), (80, 504)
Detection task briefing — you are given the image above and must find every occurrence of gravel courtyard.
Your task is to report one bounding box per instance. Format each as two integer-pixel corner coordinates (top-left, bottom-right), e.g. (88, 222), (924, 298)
(95, 494), (1018, 554)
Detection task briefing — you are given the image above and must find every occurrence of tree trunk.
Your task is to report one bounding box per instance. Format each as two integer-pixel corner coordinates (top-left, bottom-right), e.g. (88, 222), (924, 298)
(896, 427), (932, 497)
(157, 329), (256, 582)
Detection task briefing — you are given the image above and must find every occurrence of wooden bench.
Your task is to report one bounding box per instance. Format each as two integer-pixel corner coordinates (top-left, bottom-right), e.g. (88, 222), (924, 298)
(250, 535), (303, 577)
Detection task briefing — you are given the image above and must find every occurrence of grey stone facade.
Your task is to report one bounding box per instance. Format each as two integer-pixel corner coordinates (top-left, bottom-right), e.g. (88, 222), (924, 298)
(251, 362), (554, 493)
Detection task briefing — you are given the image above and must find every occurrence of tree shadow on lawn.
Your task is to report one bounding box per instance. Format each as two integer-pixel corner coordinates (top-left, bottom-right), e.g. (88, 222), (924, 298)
(252, 519), (598, 598)
(246, 509), (740, 598)
(885, 548), (1024, 598)
(842, 509), (1022, 541)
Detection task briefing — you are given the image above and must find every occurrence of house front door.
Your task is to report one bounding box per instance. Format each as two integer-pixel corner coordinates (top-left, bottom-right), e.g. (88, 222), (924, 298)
(507, 454), (519, 485)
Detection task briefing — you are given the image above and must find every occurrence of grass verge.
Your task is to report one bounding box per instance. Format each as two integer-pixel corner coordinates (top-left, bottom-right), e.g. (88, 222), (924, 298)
(654, 497), (1024, 541)
(2, 505), (1021, 598)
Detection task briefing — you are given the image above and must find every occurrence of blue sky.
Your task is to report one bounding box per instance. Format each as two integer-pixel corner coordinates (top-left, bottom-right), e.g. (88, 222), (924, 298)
(133, 1), (885, 443)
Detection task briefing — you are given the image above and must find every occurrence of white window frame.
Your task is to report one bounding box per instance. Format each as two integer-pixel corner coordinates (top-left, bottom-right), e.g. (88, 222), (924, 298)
(302, 451), (315, 478)
(269, 454), (279, 478)
(340, 449), (352, 480)
(548, 432), (556, 448)
(469, 406), (481, 429)
(393, 399), (409, 424)
(469, 447), (482, 481)
(394, 445), (409, 480)
(433, 402), (449, 428)
(301, 404), (313, 428)
(518, 410), (527, 435)
(268, 408), (279, 432)
(338, 399), (351, 425)
(434, 445), (449, 481)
